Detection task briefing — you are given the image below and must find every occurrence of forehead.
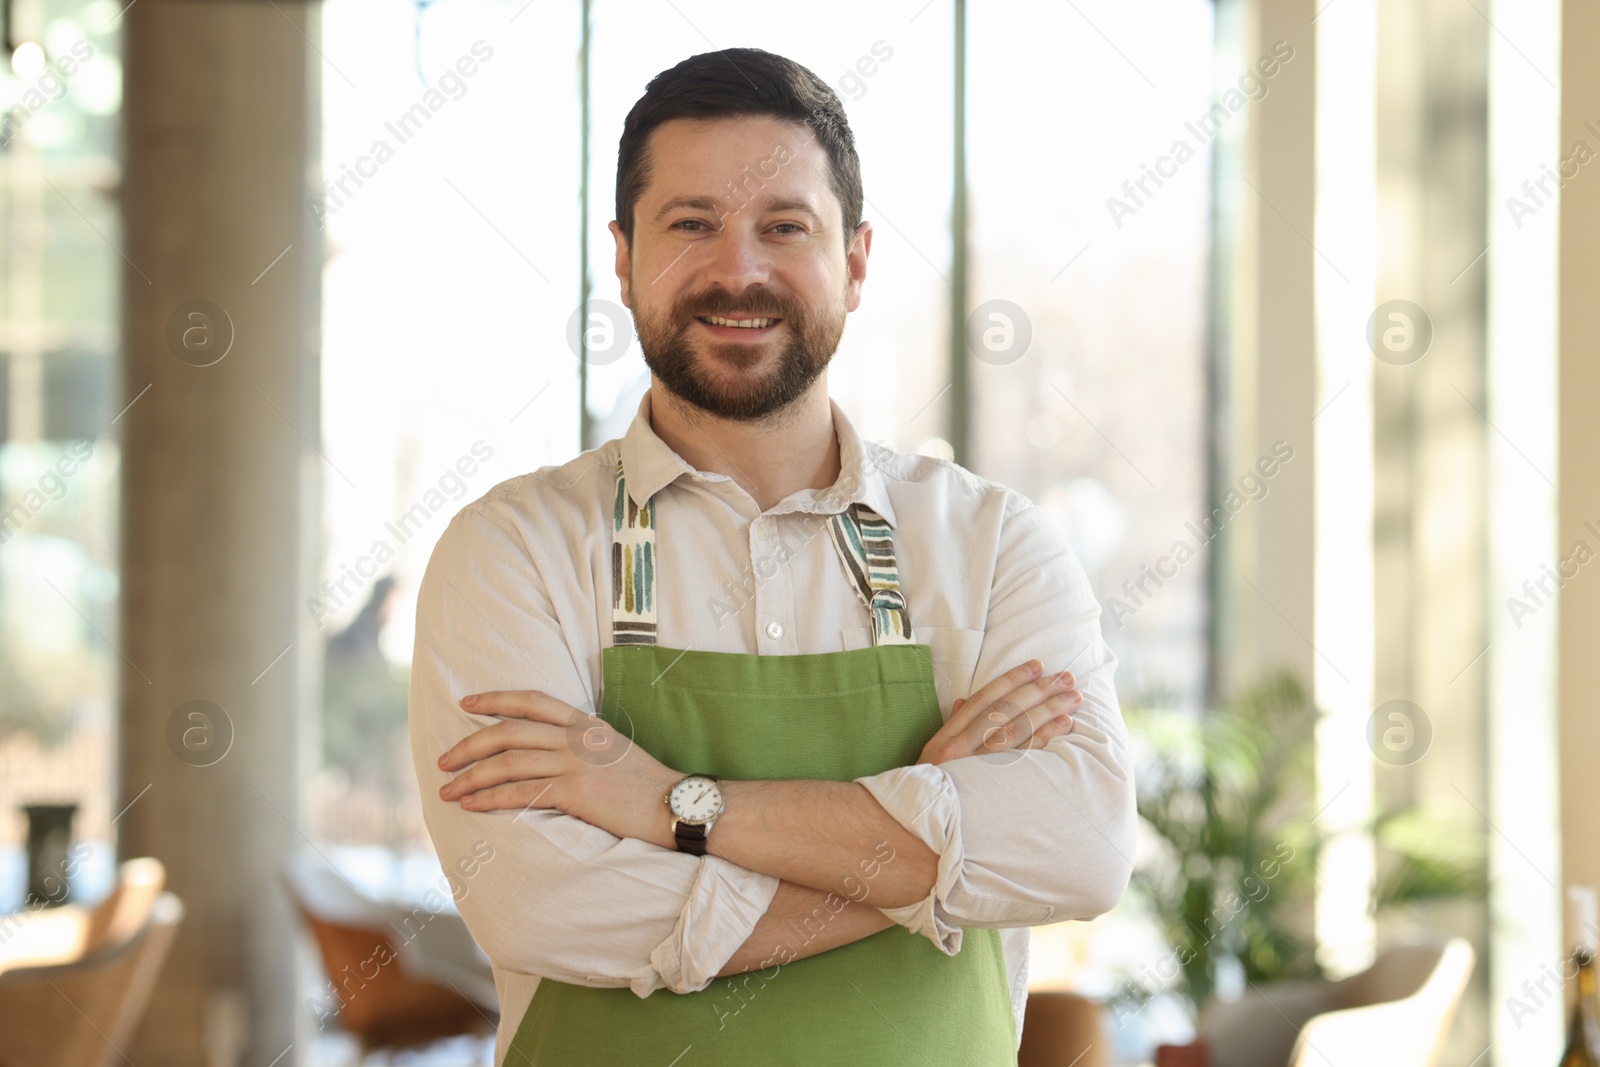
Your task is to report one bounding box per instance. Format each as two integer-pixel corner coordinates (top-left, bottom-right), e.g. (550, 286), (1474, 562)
(640, 114), (838, 219)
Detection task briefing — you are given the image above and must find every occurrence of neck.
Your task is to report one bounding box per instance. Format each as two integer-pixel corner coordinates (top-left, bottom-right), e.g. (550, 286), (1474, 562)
(647, 376), (840, 513)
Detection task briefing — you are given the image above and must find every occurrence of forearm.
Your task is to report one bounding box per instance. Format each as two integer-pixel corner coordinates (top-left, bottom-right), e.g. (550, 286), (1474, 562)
(696, 779), (937, 909)
(713, 879), (893, 977)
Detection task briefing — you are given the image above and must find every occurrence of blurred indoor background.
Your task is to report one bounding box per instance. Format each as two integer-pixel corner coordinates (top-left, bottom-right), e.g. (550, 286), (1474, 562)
(0, 0), (1595, 1064)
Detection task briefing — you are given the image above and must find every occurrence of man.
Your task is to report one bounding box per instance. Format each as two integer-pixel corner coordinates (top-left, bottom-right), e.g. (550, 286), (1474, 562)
(410, 46), (1134, 1066)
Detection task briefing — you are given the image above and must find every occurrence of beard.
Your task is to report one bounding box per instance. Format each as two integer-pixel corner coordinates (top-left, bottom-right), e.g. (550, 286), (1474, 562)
(632, 281), (846, 423)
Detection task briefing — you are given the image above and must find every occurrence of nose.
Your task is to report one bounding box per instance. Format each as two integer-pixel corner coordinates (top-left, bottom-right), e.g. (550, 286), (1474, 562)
(697, 220), (770, 294)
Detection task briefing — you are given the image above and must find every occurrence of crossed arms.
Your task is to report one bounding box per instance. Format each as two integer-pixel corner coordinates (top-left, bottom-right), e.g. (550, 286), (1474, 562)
(407, 496), (1135, 996)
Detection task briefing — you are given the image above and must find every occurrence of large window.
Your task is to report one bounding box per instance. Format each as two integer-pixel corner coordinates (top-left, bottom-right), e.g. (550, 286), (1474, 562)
(966, 2), (1213, 704)
(0, 0), (123, 910)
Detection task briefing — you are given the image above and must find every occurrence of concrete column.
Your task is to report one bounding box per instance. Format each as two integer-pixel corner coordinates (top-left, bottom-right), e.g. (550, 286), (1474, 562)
(1372, 0), (1492, 1054)
(1216, 0), (1317, 696)
(117, 3), (322, 1064)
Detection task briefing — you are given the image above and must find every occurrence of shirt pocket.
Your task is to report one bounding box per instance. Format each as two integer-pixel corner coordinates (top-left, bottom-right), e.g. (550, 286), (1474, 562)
(840, 626), (874, 651)
(840, 624), (984, 719)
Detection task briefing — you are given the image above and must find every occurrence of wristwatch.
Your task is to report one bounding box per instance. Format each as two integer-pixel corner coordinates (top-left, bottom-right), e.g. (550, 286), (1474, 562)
(666, 773), (724, 855)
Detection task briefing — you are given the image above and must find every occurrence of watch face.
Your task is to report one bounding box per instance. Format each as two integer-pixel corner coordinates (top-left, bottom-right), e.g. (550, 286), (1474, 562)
(669, 776), (724, 822)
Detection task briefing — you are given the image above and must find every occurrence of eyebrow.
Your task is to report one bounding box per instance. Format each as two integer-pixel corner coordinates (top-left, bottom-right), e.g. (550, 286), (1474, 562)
(653, 194), (822, 224)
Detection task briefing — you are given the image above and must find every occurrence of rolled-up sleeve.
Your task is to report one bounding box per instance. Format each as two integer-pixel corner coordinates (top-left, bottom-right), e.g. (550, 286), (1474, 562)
(408, 502), (780, 996)
(855, 490), (1136, 954)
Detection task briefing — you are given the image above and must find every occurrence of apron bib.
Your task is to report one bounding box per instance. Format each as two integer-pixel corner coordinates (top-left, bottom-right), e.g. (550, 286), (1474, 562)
(506, 460), (1017, 1065)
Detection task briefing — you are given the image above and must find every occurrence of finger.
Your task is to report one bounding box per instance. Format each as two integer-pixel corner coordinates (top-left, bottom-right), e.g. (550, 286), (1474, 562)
(441, 750), (560, 799)
(1023, 713), (1076, 749)
(979, 709), (1076, 758)
(962, 666), (1076, 737)
(962, 682), (1075, 755)
(460, 690), (582, 725)
(458, 779), (559, 813)
(439, 720), (565, 771)
(972, 695), (1069, 755)
(946, 660), (1045, 735)
(971, 703), (1029, 754)
(931, 664), (1043, 756)
(923, 663), (1074, 764)
(928, 664), (1052, 762)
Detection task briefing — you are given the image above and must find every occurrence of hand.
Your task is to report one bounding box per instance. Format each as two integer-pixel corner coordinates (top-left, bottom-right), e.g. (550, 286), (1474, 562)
(436, 690), (681, 848)
(918, 659), (1079, 766)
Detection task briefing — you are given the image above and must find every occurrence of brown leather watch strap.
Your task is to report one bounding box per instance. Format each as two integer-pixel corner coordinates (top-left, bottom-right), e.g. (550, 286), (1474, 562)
(673, 821), (709, 856)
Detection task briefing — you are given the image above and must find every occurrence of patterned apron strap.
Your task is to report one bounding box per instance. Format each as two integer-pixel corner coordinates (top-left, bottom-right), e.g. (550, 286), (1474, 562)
(613, 458), (913, 647)
(612, 459), (658, 646)
(827, 502), (916, 645)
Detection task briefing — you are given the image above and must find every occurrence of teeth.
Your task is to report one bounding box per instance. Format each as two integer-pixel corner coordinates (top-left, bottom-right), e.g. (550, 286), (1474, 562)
(702, 315), (775, 329)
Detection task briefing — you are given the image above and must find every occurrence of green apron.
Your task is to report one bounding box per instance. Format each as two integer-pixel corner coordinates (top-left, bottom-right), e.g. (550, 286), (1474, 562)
(506, 459), (1017, 1065)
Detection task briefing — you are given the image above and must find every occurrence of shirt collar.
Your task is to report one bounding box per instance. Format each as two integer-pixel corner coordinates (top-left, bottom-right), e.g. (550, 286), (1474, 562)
(618, 387), (898, 529)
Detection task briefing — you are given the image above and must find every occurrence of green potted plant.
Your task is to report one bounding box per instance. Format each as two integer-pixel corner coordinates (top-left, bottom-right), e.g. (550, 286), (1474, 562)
(1116, 671), (1486, 1031)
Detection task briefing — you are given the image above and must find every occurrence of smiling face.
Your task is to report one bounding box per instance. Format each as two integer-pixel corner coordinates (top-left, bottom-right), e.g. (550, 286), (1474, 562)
(610, 114), (870, 422)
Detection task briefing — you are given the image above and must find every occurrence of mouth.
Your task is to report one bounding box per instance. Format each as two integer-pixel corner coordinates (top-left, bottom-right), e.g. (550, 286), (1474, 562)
(695, 314), (784, 340)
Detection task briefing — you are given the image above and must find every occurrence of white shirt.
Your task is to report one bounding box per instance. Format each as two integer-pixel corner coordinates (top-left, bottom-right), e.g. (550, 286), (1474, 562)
(408, 388), (1135, 1065)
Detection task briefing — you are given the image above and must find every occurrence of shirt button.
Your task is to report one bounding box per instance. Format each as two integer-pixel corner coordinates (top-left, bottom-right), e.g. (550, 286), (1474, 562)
(756, 522), (771, 541)
(766, 621), (784, 640)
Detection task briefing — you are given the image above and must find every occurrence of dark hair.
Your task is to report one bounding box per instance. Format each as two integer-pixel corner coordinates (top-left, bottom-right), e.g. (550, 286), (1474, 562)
(614, 48), (863, 251)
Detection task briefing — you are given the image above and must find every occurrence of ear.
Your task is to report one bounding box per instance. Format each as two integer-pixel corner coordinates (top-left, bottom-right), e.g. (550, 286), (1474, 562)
(844, 221), (872, 313)
(609, 219), (632, 308)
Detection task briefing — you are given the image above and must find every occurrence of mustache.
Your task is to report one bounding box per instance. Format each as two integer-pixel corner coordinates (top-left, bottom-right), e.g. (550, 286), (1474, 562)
(680, 287), (799, 320)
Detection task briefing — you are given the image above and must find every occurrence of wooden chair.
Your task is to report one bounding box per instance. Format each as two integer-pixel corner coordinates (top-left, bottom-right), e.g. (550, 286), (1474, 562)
(282, 853), (493, 1057)
(0, 855), (167, 977)
(1198, 938), (1475, 1067)
(0, 858), (183, 1067)
(1018, 990), (1108, 1067)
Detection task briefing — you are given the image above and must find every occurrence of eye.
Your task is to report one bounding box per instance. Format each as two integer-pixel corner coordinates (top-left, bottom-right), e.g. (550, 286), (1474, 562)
(671, 219), (714, 232)
(771, 222), (805, 235)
